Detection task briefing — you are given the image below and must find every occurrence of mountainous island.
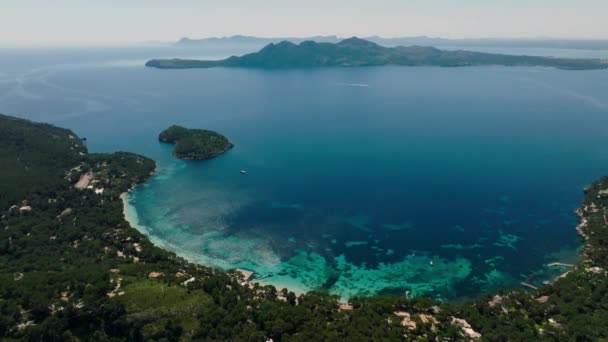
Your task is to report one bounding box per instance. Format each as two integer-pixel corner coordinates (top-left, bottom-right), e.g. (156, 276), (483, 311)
(175, 35), (340, 49)
(3, 111), (608, 340)
(147, 37), (608, 70)
(159, 125), (233, 160)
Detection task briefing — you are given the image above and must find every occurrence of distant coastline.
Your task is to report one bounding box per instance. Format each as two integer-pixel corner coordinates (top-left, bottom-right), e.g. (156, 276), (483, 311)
(175, 35), (608, 51)
(147, 37), (608, 70)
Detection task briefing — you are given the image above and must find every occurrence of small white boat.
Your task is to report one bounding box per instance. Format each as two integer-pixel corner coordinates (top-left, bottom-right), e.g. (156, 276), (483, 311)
(429, 261), (434, 266)
(240, 170), (247, 174)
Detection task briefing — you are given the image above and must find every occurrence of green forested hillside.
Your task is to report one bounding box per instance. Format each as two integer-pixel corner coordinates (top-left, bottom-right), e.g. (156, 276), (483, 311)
(1, 113), (608, 341)
(0, 115), (85, 210)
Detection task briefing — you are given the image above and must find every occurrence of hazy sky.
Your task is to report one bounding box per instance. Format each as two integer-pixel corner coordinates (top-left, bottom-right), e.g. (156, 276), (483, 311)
(2, 0), (608, 45)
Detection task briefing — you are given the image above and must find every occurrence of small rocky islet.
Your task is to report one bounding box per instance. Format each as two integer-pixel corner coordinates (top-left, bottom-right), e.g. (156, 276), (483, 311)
(159, 125), (234, 160)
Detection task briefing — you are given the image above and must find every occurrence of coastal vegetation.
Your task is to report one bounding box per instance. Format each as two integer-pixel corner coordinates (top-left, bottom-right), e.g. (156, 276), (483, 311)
(146, 37), (608, 70)
(159, 125), (234, 160)
(2, 112), (608, 340)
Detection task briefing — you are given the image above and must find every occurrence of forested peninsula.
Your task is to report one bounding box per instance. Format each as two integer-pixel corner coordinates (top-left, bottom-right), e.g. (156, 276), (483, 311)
(2, 112), (608, 340)
(146, 37), (608, 70)
(159, 125), (233, 161)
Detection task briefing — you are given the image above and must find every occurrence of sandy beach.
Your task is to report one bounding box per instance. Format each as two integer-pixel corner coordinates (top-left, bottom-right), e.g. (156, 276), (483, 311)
(120, 191), (312, 298)
(121, 193), (137, 228)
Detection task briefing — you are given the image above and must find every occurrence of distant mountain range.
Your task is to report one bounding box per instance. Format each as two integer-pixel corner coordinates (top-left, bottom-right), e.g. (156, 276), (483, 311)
(175, 35), (608, 51)
(147, 37), (608, 70)
(176, 35), (340, 48)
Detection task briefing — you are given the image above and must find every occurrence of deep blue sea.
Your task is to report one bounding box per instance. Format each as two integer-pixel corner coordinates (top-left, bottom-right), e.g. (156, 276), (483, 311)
(1, 45), (608, 300)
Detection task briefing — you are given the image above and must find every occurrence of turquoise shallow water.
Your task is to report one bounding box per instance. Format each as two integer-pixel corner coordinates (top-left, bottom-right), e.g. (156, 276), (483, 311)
(2, 47), (608, 300)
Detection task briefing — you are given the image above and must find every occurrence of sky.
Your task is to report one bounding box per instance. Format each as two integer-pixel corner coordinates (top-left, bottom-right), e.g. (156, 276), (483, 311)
(2, 0), (608, 46)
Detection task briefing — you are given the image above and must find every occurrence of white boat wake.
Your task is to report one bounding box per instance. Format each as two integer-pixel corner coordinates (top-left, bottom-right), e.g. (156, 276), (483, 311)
(336, 83), (369, 87)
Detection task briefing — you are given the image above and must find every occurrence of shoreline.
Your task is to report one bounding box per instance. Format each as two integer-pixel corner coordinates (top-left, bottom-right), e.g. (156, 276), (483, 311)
(120, 190), (312, 298)
(120, 187), (587, 302)
(119, 163), (593, 303)
(120, 192), (135, 227)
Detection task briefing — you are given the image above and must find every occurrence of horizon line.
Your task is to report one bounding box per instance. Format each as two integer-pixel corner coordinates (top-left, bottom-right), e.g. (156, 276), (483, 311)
(4, 34), (608, 49)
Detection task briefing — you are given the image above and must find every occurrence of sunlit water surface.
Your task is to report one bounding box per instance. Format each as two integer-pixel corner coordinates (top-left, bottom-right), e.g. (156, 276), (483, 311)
(1, 46), (608, 300)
